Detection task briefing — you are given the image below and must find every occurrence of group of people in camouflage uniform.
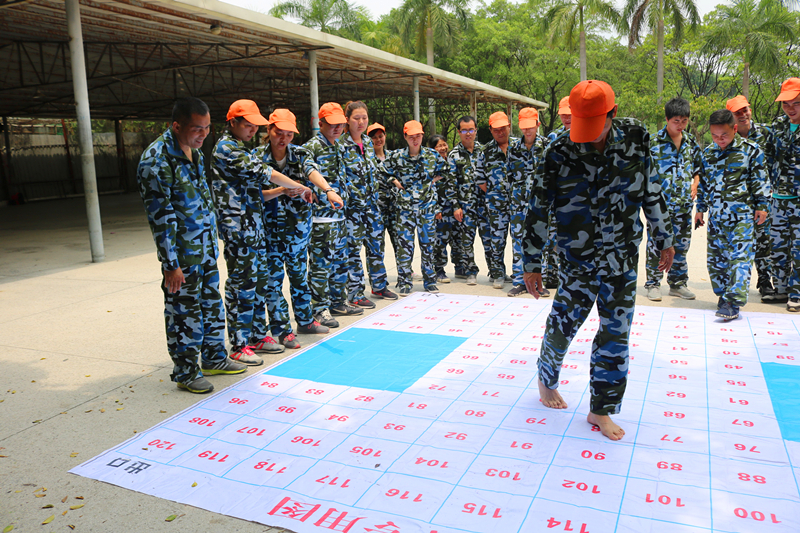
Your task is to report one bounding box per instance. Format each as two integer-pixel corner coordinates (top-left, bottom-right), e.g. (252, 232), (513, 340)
(137, 76), (800, 442)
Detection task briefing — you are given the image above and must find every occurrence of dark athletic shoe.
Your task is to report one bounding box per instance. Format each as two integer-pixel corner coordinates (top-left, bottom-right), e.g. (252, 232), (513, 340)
(177, 377), (214, 394)
(201, 358), (247, 375)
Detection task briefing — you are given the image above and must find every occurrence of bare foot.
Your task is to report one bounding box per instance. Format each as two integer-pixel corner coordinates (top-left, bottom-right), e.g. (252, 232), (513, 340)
(587, 412), (625, 441)
(538, 378), (568, 409)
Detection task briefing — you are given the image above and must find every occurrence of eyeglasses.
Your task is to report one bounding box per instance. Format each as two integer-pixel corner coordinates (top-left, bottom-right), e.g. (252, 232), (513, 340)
(459, 129), (476, 135)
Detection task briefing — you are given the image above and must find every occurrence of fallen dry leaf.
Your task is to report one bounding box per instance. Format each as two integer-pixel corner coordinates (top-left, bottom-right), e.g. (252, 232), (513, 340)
(191, 482), (197, 487)
(84, 410), (92, 413)
(3, 524), (14, 532)
(40, 357), (46, 360)
(69, 504), (84, 510)
(99, 409), (105, 413)
(42, 505), (53, 509)
(70, 453), (79, 458)
(75, 496), (84, 500)
(116, 408), (123, 411)
(68, 526), (75, 530)
(32, 420), (42, 424)
(165, 514), (177, 522)
(62, 510), (68, 516)
(41, 515), (54, 525)
(85, 375), (90, 377)
(0, 455), (7, 458)
(61, 496), (68, 503)
(31, 380), (36, 383)
(34, 494), (45, 498)
(160, 410), (167, 413)
(34, 488), (45, 493)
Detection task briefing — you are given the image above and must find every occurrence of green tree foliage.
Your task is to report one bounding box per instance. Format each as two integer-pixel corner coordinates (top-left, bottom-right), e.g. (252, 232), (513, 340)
(268, 0), (370, 39)
(702, 0), (796, 99)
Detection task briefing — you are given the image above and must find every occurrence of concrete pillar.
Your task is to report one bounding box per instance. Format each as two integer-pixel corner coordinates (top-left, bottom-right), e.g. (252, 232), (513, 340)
(309, 50), (319, 136)
(66, 0), (104, 262)
(1, 117), (12, 203)
(413, 77), (420, 122)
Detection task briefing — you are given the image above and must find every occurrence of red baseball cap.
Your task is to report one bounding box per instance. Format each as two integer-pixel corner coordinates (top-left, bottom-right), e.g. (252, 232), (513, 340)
(489, 111), (510, 129)
(558, 96), (572, 115)
(726, 95), (750, 112)
(367, 123), (386, 135)
(569, 80), (615, 143)
(319, 102), (346, 124)
(518, 108), (540, 129)
(269, 109), (299, 134)
(226, 100), (269, 125)
(403, 120), (424, 135)
(776, 78), (800, 102)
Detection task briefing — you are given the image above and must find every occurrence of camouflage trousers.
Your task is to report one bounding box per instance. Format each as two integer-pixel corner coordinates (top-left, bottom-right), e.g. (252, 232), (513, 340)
(707, 213), (754, 307)
(486, 198), (510, 281)
(433, 207), (463, 273)
(265, 226), (314, 337)
(542, 209), (560, 286)
(222, 243), (268, 351)
(162, 260), (227, 383)
(509, 203), (527, 287)
(770, 199), (800, 298)
(645, 210), (692, 289)
(457, 202), (489, 276)
(346, 205), (388, 301)
(538, 266), (637, 415)
(308, 220), (348, 315)
(754, 216), (773, 284)
(395, 204), (437, 291)
(377, 193), (400, 264)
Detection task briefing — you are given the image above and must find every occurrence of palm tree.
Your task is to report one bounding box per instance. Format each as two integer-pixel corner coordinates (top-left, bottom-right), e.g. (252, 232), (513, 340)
(397, 0), (469, 132)
(269, 0), (369, 39)
(540, 0), (624, 81)
(703, 0), (796, 99)
(623, 0), (700, 103)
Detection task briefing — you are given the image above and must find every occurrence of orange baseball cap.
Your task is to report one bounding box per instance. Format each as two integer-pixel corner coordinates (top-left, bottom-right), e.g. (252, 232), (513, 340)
(319, 102), (346, 124)
(558, 96), (571, 115)
(226, 99), (269, 125)
(726, 95), (750, 112)
(403, 120), (424, 135)
(489, 111), (510, 129)
(518, 107), (539, 129)
(569, 80), (615, 143)
(776, 77), (800, 102)
(367, 123), (386, 135)
(269, 109), (299, 134)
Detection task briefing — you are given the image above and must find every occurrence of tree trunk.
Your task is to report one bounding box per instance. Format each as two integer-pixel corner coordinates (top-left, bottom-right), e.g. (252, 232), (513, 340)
(426, 24), (436, 134)
(579, 8), (587, 81)
(743, 61), (750, 100)
(656, 18), (664, 104)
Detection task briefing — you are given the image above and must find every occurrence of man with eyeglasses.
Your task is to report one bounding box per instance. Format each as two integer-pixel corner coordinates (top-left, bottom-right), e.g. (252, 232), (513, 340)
(768, 78), (800, 311)
(448, 116), (488, 286)
(475, 111), (516, 289)
(726, 95), (778, 303)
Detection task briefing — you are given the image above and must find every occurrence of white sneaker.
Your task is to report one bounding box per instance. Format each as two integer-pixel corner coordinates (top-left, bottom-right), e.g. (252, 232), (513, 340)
(466, 274), (477, 286)
(645, 286), (662, 301)
(492, 278), (504, 289)
(229, 346), (263, 366)
(669, 286), (696, 300)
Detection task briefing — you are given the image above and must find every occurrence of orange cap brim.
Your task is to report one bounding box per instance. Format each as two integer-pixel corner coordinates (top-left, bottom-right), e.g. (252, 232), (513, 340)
(404, 126), (424, 135)
(241, 113), (269, 126)
(518, 119), (539, 129)
(558, 107), (572, 115)
(570, 113), (607, 143)
(776, 89), (800, 102)
(272, 121), (299, 134)
(321, 113), (347, 125)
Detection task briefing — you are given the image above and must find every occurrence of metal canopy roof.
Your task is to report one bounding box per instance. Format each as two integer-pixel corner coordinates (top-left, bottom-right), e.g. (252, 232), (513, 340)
(0, 0), (547, 120)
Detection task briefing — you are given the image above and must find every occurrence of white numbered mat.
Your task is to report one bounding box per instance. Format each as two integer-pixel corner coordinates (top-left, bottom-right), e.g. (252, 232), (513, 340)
(71, 293), (800, 532)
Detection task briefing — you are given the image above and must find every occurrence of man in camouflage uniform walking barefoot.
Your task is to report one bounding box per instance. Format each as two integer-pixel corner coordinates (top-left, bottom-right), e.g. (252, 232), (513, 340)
(137, 97), (247, 394)
(523, 81), (674, 441)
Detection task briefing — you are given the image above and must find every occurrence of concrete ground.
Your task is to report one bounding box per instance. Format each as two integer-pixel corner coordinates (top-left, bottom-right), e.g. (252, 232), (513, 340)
(0, 193), (789, 532)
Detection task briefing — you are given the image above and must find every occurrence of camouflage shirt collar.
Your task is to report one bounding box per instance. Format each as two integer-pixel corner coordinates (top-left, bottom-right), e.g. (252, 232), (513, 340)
(262, 142), (301, 165)
(219, 130), (244, 148)
(574, 120), (626, 152)
(315, 131), (334, 147)
(711, 133), (744, 154)
(341, 132), (370, 146)
(455, 141), (480, 155)
(163, 127), (197, 162)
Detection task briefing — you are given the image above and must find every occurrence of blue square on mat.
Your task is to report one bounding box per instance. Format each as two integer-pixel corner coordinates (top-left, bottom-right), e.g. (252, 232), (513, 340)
(762, 362), (800, 442)
(264, 328), (466, 392)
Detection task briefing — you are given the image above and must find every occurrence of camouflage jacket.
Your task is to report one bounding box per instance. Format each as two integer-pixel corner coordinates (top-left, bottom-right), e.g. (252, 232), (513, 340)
(375, 149), (397, 211)
(137, 127), (218, 270)
(546, 126), (566, 146)
(475, 138), (515, 207)
(302, 133), (350, 220)
(254, 143), (319, 238)
(210, 131), (273, 249)
(766, 115), (800, 197)
(650, 127), (703, 213)
(741, 121), (772, 150)
(507, 135), (547, 209)
(341, 133), (380, 212)
(447, 141), (483, 209)
(523, 118), (673, 275)
(697, 135), (769, 217)
(380, 147), (452, 211)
